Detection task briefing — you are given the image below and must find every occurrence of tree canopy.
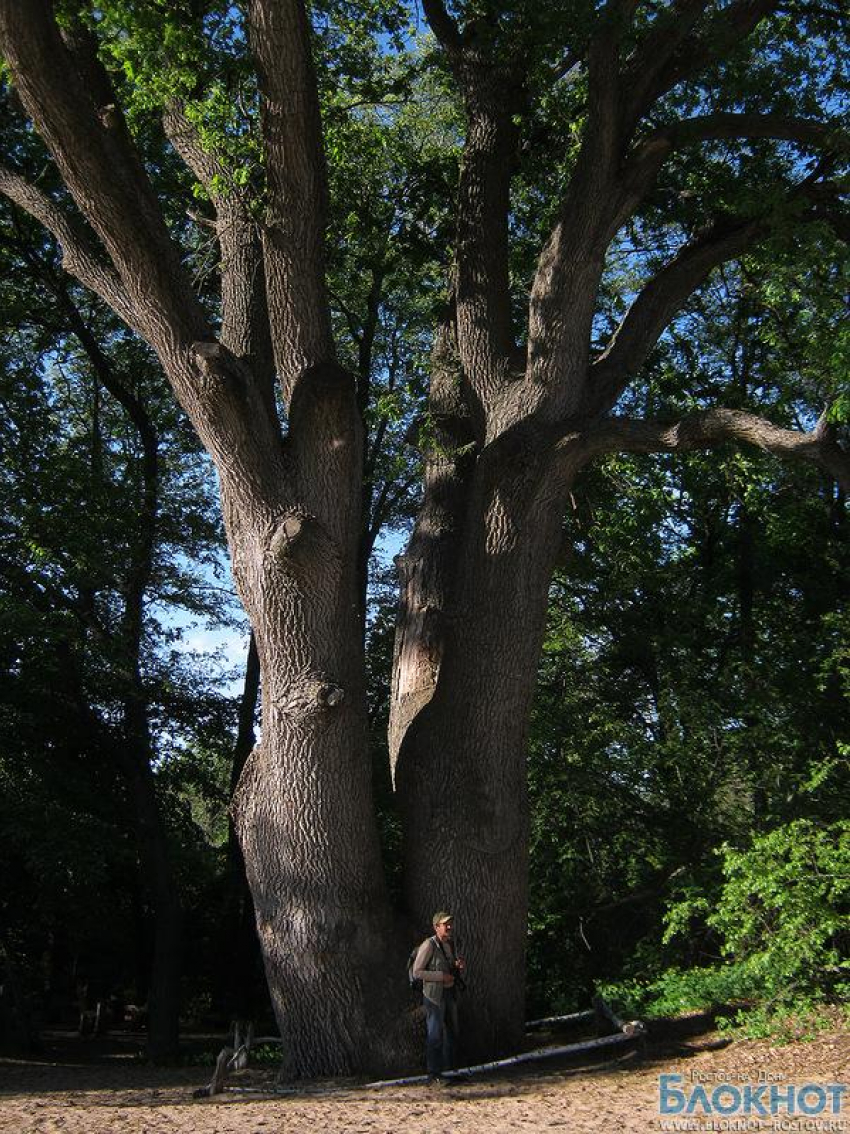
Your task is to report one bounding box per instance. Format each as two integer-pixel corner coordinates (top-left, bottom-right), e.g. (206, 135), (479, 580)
(0, 0), (846, 1075)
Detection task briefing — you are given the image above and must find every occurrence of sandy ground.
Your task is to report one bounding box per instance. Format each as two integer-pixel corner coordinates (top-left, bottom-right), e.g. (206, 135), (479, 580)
(1, 1026), (847, 1134)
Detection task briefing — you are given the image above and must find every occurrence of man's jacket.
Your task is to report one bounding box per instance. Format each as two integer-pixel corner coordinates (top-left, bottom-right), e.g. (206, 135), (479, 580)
(412, 935), (456, 1006)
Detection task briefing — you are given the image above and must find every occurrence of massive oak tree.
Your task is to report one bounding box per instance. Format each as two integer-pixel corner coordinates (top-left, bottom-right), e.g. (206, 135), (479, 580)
(1, 0), (847, 1075)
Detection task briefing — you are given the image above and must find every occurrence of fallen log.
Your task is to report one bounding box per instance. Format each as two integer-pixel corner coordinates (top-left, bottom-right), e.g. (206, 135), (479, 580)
(197, 1004), (647, 1098)
(363, 1029), (640, 1089)
(593, 995), (646, 1037)
(525, 1009), (597, 1031)
(224, 1028), (643, 1097)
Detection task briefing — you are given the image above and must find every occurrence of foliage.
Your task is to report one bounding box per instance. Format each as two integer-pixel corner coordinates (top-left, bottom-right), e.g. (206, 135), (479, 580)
(599, 819), (850, 1037)
(526, 221), (848, 1023)
(0, 199), (245, 1038)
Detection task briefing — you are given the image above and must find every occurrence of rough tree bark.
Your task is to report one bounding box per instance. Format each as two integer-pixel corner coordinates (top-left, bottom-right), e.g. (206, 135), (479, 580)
(1, 0), (847, 1076)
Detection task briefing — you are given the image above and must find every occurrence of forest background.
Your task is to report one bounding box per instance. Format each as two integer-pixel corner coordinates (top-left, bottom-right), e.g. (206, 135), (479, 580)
(0, 0), (848, 1070)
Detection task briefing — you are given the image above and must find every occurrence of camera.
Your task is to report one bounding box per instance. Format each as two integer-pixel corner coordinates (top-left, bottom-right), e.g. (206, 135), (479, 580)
(450, 961), (467, 992)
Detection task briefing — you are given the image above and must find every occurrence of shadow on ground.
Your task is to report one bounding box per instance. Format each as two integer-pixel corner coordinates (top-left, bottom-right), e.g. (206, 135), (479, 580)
(0, 1011), (732, 1104)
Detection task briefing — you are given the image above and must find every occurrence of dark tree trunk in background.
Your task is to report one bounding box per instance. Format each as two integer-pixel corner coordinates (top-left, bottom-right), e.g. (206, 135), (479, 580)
(42, 259), (185, 1061)
(215, 633), (267, 1021)
(121, 697), (183, 1063)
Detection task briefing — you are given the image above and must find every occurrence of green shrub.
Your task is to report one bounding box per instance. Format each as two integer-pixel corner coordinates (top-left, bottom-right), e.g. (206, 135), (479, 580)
(600, 820), (850, 1036)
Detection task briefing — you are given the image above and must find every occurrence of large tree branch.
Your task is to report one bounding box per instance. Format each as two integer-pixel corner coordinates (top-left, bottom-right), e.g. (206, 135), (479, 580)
(551, 0), (642, 222)
(522, 3), (652, 419)
(0, 0), (209, 357)
(162, 101), (226, 196)
(587, 146), (848, 418)
(585, 216), (765, 416)
(575, 409), (850, 492)
(58, 16), (164, 210)
(162, 103), (277, 416)
(601, 115), (845, 279)
(0, 1), (288, 508)
(608, 0), (842, 255)
(587, 0), (641, 138)
(451, 85), (522, 435)
(245, 0), (363, 545)
(524, 0), (808, 415)
(246, 0), (336, 406)
(216, 202), (278, 418)
(0, 165), (138, 331)
(642, 113), (849, 154)
(421, 0), (463, 60)
(645, 0), (782, 113)
(622, 0), (712, 123)
(606, 0), (821, 241)
(419, 10), (527, 438)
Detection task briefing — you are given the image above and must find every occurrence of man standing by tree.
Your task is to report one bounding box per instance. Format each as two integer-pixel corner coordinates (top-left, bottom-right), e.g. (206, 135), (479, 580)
(413, 912), (466, 1084)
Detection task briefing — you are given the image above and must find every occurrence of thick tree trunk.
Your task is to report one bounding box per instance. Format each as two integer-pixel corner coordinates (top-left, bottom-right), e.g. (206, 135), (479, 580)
(394, 450), (569, 1061)
(223, 416), (413, 1075)
(121, 694), (183, 1063)
(146, 884), (183, 1064)
(231, 624), (411, 1074)
(389, 324), (476, 770)
(233, 694), (408, 1074)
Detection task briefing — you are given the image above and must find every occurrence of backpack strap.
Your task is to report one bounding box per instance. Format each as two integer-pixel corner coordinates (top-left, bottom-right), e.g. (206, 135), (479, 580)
(433, 935), (451, 965)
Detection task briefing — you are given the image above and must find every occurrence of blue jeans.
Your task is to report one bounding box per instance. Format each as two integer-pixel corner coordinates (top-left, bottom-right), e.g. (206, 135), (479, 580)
(424, 995), (458, 1076)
